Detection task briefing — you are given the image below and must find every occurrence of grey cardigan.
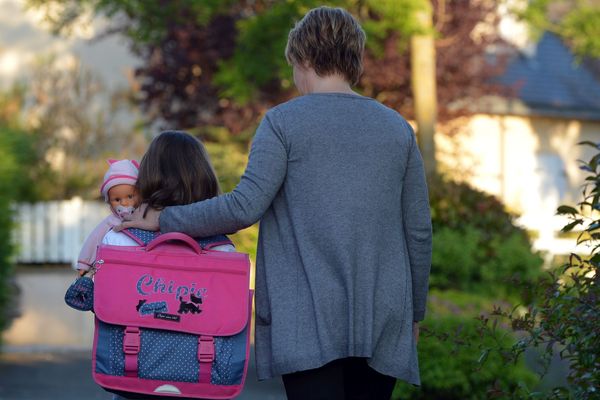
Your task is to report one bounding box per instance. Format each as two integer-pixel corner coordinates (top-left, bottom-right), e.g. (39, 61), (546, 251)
(160, 93), (432, 385)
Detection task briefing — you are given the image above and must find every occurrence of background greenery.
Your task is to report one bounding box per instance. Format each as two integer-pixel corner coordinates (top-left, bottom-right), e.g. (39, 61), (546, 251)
(387, 176), (547, 399)
(0, 88), (40, 341)
(476, 141), (600, 399)
(2, 0), (599, 396)
(393, 290), (538, 400)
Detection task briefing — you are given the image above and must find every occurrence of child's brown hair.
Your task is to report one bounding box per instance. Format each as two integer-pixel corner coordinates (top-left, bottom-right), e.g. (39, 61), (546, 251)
(137, 130), (220, 210)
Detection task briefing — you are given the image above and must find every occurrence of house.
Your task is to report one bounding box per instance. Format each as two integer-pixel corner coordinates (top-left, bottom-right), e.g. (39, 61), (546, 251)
(437, 33), (600, 258)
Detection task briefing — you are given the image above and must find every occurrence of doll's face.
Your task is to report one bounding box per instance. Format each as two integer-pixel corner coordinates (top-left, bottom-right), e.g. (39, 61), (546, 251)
(108, 184), (140, 215)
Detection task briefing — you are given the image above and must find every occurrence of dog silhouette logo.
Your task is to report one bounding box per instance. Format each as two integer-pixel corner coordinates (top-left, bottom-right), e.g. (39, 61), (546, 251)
(177, 296), (201, 314)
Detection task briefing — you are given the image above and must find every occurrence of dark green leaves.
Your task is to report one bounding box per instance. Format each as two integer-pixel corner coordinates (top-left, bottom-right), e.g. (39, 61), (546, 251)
(556, 205), (578, 215)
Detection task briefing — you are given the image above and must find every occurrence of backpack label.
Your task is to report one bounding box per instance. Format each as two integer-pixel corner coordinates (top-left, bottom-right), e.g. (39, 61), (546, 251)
(154, 312), (181, 322)
(136, 300), (168, 316)
(136, 274), (208, 300)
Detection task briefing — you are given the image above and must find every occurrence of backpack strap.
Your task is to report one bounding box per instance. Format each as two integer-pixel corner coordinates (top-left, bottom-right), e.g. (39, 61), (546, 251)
(123, 229), (233, 250)
(197, 234), (234, 250)
(198, 335), (215, 383)
(123, 326), (141, 377)
(122, 228), (161, 246)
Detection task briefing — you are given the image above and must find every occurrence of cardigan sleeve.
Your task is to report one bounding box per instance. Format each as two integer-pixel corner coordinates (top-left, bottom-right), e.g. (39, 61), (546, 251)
(401, 124), (433, 322)
(159, 109), (288, 237)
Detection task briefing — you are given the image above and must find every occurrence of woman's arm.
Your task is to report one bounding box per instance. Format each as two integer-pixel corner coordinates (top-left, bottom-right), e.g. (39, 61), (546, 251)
(401, 123), (433, 323)
(160, 109), (288, 237)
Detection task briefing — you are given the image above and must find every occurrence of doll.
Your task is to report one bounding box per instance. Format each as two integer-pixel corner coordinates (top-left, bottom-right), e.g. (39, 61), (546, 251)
(76, 159), (140, 274)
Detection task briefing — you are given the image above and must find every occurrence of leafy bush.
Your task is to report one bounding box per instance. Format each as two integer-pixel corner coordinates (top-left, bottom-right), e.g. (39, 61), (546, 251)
(429, 175), (544, 299)
(412, 175), (546, 397)
(0, 128), (30, 339)
(430, 226), (483, 289)
(0, 151), (15, 338)
(429, 174), (524, 238)
(479, 141), (600, 399)
(393, 290), (537, 399)
(204, 131), (259, 264)
(204, 131), (250, 194)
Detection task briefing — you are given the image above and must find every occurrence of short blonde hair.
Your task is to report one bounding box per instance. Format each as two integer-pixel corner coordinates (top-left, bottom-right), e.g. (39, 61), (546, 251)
(285, 6), (366, 85)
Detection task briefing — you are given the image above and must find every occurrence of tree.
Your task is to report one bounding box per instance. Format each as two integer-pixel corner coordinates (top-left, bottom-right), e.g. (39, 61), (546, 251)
(410, 1), (437, 176)
(27, 0), (508, 144)
(33, 57), (147, 199)
(518, 0), (600, 58)
(1, 55), (145, 200)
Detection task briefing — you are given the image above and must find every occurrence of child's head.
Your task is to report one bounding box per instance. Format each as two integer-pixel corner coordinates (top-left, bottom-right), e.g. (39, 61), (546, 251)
(137, 130), (220, 210)
(101, 159), (140, 219)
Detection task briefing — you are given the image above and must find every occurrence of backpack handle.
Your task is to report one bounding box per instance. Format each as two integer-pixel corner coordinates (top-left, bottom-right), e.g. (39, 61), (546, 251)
(146, 232), (203, 255)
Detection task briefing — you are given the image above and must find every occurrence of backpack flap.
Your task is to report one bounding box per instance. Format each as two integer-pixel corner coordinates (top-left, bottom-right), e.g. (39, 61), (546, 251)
(93, 234), (251, 337)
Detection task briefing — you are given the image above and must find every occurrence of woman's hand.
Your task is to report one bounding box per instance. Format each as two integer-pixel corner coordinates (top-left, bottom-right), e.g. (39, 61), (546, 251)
(413, 322), (420, 344)
(114, 203), (161, 232)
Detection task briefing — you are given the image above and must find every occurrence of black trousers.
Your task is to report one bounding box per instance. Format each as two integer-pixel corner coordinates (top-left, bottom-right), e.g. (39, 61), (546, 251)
(281, 357), (397, 400)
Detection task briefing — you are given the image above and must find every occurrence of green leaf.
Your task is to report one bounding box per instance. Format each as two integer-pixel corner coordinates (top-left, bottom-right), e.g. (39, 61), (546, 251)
(577, 232), (591, 245)
(556, 205), (578, 215)
(578, 140), (600, 149)
(477, 348), (490, 364)
(561, 220), (582, 232)
(589, 153), (600, 171)
(569, 253), (582, 265)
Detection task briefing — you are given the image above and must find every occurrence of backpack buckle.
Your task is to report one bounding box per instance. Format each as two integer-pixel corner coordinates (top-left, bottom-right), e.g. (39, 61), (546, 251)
(123, 327), (141, 354)
(198, 336), (214, 363)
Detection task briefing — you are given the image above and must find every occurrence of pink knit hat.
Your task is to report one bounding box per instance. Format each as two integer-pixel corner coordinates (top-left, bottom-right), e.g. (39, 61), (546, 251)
(100, 159), (139, 202)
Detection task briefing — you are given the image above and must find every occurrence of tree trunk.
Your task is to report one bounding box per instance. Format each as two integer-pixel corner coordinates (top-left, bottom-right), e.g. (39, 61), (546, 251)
(410, 2), (438, 177)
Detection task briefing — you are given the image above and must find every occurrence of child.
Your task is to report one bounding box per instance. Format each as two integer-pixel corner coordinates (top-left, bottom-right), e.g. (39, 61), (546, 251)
(104, 130), (235, 252)
(102, 131), (234, 400)
(76, 159), (140, 274)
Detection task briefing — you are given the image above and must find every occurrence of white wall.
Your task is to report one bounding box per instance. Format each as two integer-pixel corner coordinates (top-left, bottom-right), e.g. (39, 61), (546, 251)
(437, 113), (599, 256)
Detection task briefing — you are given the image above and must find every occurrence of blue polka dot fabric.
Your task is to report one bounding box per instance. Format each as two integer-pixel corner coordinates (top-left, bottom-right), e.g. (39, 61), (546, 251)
(139, 329), (199, 382)
(125, 228), (232, 249)
(64, 276), (94, 311)
(211, 326), (248, 385)
(95, 321), (125, 376)
(197, 234), (233, 250)
(126, 228), (161, 245)
(95, 321), (247, 385)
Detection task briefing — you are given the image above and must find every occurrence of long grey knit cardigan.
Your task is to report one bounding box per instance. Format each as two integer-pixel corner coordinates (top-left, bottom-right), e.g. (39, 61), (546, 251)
(160, 93), (432, 385)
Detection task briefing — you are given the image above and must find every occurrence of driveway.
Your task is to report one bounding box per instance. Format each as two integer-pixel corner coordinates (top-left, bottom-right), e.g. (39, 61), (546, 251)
(0, 347), (286, 400)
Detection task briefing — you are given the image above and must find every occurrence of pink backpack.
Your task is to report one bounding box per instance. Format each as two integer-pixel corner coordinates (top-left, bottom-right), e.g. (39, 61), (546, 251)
(92, 232), (253, 399)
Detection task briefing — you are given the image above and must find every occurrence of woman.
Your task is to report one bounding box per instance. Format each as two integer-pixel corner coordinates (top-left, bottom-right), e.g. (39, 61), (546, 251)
(121, 6), (432, 399)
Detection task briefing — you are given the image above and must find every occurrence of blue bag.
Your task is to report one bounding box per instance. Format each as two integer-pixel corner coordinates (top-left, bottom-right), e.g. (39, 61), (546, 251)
(65, 275), (94, 311)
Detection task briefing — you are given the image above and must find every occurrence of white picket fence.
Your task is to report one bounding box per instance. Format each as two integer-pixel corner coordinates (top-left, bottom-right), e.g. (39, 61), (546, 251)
(13, 198), (107, 265)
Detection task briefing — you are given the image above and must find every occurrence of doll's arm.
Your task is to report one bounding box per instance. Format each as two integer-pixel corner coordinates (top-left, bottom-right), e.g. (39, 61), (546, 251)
(76, 215), (119, 271)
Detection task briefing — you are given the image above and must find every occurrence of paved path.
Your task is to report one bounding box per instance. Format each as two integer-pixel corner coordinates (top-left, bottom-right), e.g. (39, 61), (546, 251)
(0, 347), (286, 400)
(0, 267), (287, 399)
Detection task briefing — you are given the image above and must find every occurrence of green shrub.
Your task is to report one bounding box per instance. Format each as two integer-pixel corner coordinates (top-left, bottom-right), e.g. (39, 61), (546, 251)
(430, 226), (484, 290)
(429, 175), (544, 299)
(429, 174), (523, 239)
(393, 290), (537, 399)
(204, 131), (260, 264)
(0, 89), (41, 340)
(0, 179), (14, 338)
(0, 130), (21, 337)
